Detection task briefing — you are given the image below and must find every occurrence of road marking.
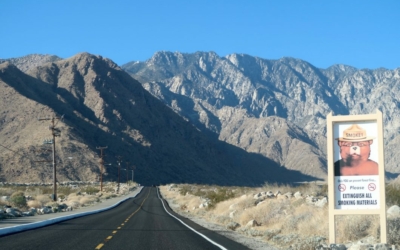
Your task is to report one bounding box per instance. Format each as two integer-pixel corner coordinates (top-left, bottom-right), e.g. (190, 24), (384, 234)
(95, 243), (104, 249)
(157, 187), (228, 250)
(94, 188), (150, 249)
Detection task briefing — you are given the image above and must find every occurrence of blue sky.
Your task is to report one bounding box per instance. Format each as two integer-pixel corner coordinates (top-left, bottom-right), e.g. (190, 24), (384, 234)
(1, 1), (399, 69)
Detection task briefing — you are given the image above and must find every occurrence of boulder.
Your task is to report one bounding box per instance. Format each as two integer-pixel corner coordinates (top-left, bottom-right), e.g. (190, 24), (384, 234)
(0, 196), (9, 202)
(387, 205), (400, 218)
(6, 207), (21, 217)
(246, 219), (260, 227)
(294, 191), (302, 199)
(253, 193), (262, 199)
(22, 211), (34, 216)
(315, 197), (328, 207)
(29, 207), (37, 215)
(226, 221), (240, 231)
(266, 191), (274, 198)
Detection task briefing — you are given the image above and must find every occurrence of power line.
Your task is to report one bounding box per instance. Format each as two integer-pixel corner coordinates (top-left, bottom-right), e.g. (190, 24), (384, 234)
(0, 143), (25, 157)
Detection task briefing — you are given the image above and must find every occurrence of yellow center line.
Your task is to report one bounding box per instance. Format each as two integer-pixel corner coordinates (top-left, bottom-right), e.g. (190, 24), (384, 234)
(94, 188), (151, 249)
(95, 243), (104, 249)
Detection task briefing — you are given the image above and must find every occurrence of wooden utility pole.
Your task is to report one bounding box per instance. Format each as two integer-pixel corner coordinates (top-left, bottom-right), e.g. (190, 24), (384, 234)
(126, 161), (129, 183)
(117, 156), (122, 194)
(38, 115), (62, 201)
(96, 146), (107, 192)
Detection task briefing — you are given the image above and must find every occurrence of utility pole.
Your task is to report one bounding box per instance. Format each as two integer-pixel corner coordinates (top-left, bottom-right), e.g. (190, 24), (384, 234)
(131, 165), (136, 183)
(38, 115), (62, 201)
(117, 156), (122, 194)
(125, 161), (129, 183)
(96, 146), (107, 192)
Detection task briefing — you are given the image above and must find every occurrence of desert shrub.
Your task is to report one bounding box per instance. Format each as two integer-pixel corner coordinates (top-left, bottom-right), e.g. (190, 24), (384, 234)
(226, 221), (240, 230)
(38, 186), (53, 194)
(178, 185), (192, 196)
(0, 188), (14, 196)
(217, 215), (232, 225)
(291, 198), (306, 208)
(45, 201), (59, 208)
(336, 215), (377, 242)
(27, 200), (42, 208)
(288, 236), (327, 250)
(235, 196), (257, 210)
(65, 200), (80, 208)
(80, 186), (99, 195)
(79, 196), (99, 206)
(387, 217), (400, 245)
(192, 187), (208, 197)
(237, 199), (289, 228)
(386, 183), (400, 206)
(282, 212), (313, 232)
(263, 229), (281, 240)
(103, 193), (117, 199)
(103, 187), (115, 193)
(58, 186), (75, 196)
(10, 191), (27, 208)
(206, 188), (235, 209)
(35, 194), (52, 205)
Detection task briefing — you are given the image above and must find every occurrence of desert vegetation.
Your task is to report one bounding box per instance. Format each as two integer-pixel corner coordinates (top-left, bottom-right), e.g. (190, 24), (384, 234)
(160, 180), (400, 249)
(0, 181), (138, 218)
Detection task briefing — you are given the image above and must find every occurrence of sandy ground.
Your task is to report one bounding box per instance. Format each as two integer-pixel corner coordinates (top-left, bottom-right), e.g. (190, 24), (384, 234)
(162, 195), (279, 250)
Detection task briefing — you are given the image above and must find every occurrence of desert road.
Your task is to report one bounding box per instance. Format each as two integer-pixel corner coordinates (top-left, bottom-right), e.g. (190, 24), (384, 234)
(0, 187), (249, 249)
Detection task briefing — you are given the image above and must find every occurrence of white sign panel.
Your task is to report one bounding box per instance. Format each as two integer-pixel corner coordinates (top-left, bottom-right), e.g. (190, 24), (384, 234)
(333, 121), (380, 210)
(335, 175), (379, 209)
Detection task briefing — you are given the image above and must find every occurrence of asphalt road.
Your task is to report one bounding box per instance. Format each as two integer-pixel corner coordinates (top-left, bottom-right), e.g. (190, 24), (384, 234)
(0, 187), (249, 250)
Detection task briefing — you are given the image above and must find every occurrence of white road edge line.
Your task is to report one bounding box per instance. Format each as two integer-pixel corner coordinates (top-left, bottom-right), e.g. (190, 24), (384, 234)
(156, 187), (228, 250)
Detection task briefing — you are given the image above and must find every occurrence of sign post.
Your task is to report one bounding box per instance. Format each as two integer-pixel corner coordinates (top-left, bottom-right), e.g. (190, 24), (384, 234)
(327, 110), (387, 243)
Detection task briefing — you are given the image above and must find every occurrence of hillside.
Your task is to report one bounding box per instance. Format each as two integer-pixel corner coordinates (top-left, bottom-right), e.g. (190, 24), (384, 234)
(122, 51), (400, 179)
(0, 53), (315, 185)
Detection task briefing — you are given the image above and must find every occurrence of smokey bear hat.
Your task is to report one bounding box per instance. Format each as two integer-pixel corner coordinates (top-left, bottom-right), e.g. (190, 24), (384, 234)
(335, 124), (375, 142)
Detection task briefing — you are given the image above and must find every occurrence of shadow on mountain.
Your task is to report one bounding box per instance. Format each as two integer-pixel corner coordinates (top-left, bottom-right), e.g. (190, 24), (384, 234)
(0, 59), (321, 187)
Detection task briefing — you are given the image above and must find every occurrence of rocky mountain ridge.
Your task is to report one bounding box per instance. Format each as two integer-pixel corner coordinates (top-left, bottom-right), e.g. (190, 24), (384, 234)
(122, 51), (400, 178)
(0, 53), (313, 185)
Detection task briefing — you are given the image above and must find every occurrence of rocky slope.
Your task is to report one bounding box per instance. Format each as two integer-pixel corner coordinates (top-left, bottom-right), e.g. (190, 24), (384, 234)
(0, 53), (314, 185)
(123, 51), (400, 178)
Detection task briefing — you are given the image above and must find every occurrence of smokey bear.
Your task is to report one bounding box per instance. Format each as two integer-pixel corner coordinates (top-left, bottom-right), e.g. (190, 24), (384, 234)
(334, 124), (379, 176)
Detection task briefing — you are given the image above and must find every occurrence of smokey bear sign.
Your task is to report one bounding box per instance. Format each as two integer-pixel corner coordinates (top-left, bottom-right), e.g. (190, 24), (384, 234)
(327, 111), (387, 243)
(333, 122), (380, 209)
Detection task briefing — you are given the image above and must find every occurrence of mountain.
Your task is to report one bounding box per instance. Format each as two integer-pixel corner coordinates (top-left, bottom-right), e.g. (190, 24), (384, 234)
(122, 51), (400, 179)
(0, 54), (62, 72)
(0, 53), (315, 185)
